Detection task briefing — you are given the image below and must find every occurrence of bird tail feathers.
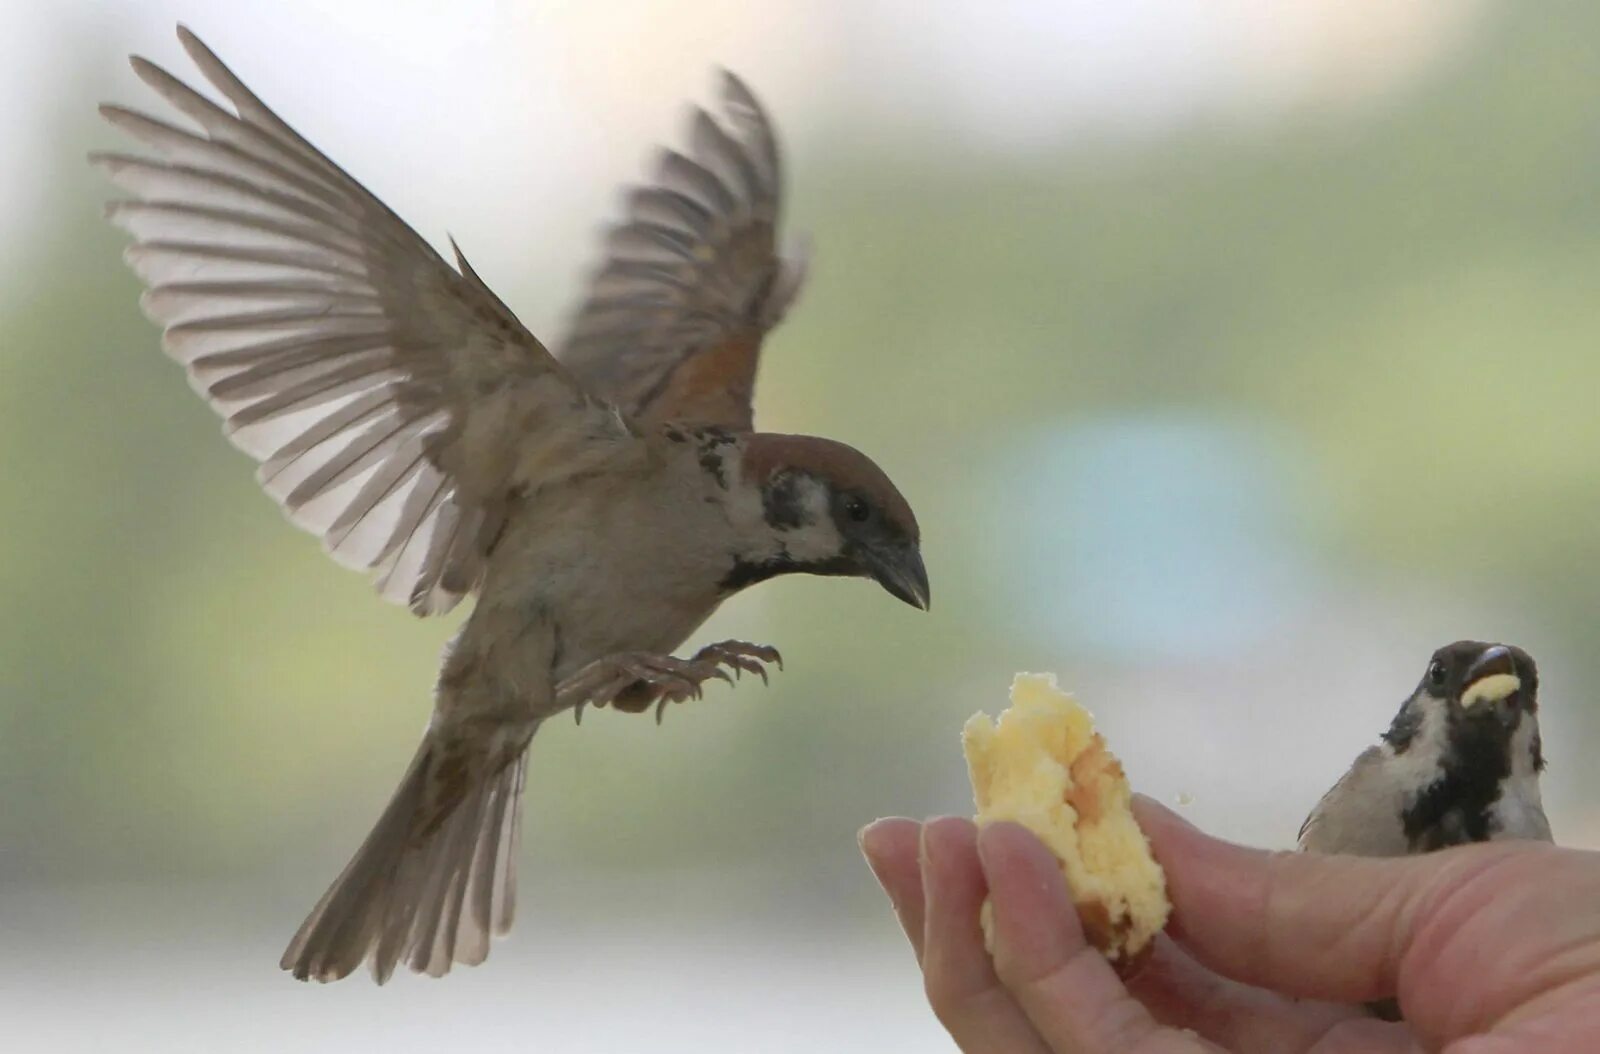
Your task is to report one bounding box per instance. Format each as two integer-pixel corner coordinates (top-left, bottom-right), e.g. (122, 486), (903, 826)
(280, 722), (534, 983)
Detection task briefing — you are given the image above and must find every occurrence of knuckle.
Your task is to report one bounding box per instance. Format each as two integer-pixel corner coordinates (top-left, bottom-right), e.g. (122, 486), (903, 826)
(924, 977), (1006, 1036)
(922, 965), (985, 1022)
(1080, 993), (1158, 1051)
(1005, 950), (1159, 1050)
(921, 966), (964, 1013)
(992, 940), (1078, 992)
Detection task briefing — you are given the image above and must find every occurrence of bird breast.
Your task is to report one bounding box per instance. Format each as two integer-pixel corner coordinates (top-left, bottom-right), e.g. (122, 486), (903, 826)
(474, 447), (742, 684)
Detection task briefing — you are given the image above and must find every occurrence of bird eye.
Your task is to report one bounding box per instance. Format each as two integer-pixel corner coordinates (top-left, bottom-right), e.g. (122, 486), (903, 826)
(1427, 661), (1447, 689)
(845, 497), (871, 523)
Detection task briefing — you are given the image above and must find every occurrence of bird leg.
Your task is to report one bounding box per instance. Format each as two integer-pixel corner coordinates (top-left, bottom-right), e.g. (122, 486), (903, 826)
(556, 641), (783, 724)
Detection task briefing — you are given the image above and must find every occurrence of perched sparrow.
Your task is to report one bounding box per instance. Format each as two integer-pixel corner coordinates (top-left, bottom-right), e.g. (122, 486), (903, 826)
(1298, 641), (1550, 858)
(96, 27), (928, 983)
(1298, 641), (1550, 1020)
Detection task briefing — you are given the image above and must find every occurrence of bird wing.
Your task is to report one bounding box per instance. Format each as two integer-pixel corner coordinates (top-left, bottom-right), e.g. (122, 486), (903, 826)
(1295, 779), (1341, 849)
(95, 27), (633, 616)
(554, 71), (808, 432)
(1296, 747), (1409, 856)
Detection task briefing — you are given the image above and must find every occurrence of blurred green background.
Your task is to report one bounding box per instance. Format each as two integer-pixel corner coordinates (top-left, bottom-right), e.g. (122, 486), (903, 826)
(3, 0), (1597, 1049)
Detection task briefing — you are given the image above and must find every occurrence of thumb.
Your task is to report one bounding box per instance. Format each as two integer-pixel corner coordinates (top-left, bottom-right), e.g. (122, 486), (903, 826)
(1131, 796), (1517, 1006)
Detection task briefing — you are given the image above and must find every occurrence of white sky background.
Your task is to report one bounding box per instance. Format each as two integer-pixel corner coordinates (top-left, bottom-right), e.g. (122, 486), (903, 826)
(3, 0), (1483, 318)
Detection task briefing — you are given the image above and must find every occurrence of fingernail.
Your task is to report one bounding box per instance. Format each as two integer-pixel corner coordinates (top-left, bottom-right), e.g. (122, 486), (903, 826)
(974, 822), (998, 868)
(974, 821), (1037, 878)
(859, 817), (908, 848)
(917, 815), (960, 869)
(857, 819), (900, 890)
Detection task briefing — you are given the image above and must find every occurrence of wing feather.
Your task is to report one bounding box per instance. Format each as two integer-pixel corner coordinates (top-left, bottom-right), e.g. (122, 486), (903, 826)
(555, 71), (808, 431)
(97, 26), (630, 615)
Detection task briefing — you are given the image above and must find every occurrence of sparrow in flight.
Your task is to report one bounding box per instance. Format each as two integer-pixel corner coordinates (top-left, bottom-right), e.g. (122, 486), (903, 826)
(95, 27), (929, 983)
(1297, 640), (1551, 1019)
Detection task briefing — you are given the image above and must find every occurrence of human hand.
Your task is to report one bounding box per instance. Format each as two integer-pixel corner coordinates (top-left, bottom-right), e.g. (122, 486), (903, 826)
(858, 799), (1600, 1052)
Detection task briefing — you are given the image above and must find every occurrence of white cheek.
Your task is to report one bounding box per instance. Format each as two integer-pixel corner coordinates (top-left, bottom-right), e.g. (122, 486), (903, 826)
(782, 519), (844, 563)
(780, 479), (843, 562)
(1385, 700), (1452, 796)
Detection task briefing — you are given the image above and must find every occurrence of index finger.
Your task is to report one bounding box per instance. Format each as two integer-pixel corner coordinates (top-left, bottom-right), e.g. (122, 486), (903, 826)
(860, 817), (929, 962)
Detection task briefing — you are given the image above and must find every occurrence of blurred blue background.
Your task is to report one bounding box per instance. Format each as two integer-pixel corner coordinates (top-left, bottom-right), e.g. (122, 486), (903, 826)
(3, 0), (1597, 1049)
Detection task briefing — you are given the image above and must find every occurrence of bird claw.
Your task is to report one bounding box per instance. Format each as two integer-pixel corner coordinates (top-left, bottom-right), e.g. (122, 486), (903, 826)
(730, 656), (769, 685)
(692, 641), (783, 685)
(555, 642), (785, 724)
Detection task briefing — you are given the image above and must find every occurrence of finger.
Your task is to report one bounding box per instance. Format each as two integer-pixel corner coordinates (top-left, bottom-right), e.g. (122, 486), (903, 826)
(1131, 795), (1508, 1005)
(977, 822), (1213, 1053)
(860, 818), (928, 962)
(1129, 936), (1411, 1054)
(920, 817), (1053, 1053)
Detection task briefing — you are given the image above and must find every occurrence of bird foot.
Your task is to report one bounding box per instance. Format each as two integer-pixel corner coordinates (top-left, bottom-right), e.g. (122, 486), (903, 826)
(691, 640), (783, 685)
(557, 641), (782, 724)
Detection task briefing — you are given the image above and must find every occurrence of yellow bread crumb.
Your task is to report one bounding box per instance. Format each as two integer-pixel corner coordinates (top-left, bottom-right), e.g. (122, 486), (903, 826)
(1460, 672), (1519, 709)
(963, 673), (1170, 964)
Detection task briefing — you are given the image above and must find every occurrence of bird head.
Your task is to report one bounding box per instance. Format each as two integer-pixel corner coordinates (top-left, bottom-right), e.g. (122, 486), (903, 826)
(1390, 640), (1544, 778)
(1417, 640), (1539, 725)
(733, 434), (929, 610)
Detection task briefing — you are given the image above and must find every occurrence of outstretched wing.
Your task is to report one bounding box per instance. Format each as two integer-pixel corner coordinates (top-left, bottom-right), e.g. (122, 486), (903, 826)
(95, 27), (631, 616)
(555, 71), (808, 432)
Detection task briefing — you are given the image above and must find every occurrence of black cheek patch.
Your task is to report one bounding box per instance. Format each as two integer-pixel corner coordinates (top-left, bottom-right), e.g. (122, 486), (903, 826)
(763, 473), (807, 529)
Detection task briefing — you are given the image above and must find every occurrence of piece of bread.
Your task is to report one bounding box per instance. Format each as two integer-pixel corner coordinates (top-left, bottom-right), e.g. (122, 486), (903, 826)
(963, 673), (1169, 967)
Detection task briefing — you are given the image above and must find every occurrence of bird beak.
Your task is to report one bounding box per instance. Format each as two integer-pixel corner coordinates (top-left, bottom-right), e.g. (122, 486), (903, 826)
(1461, 645), (1521, 709)
(864, 542), (930, 611)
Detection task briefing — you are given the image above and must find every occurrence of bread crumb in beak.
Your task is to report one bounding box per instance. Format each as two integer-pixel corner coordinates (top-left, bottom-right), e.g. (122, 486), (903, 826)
(1461, 673), (1521, 708)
